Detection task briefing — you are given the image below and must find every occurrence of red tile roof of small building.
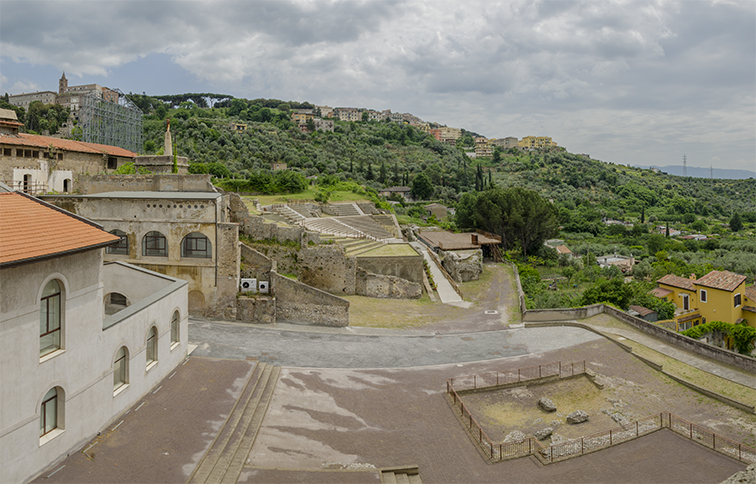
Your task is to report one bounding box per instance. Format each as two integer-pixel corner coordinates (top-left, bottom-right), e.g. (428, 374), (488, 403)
(556, 245), (572, 255)
(650, 287), (672, 298)
(657, 274), (695, 291)
(0, 191), (119, 266)
(694, 270), (747, 292)
(0, 133), (136, 157)
(629, 305), (655, 317)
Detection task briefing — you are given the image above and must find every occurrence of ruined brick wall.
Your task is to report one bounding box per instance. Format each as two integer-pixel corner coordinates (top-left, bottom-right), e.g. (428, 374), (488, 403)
(236, 296), (276, 324)
(298, 245), (357, 295)
(355, 268), (421, 299)
(227, 193), (320, 245)
(355, 255), (424, 284)
(240, 244), (276, 280)
(272, 272), (349, 326)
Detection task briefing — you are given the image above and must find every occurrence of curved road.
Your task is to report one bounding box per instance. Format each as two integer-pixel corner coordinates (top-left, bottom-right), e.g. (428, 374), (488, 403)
(189, 318), (602, 368)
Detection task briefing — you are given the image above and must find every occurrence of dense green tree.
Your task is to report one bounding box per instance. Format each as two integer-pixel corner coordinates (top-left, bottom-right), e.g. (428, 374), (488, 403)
(580, 278), (632, 309)
(730, 212), (743, 232)
(410, 172), (433, 200)
(454, 187), (559, 256)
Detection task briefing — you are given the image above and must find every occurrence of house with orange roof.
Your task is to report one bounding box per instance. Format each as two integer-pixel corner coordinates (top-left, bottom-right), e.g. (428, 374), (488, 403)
(0, 184), (188, 483)
(654, 270), (755, 348)
(0, 109), (136, 194)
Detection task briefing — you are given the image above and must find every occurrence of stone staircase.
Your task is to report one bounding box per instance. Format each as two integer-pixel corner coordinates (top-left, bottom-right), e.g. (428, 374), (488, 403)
(187, 361), (280, 484)
(380, 466), (422, 484)
(271, 204), (306, 224)
(329, 202), (363, 216)
(343, 239), (385, 255)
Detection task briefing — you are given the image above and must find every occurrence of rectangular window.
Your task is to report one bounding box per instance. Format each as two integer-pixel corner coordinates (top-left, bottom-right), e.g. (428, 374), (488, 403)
(700, 290), (707, 303)
(678, 321), (692, 331)
(107, 157), (117, 169)
(734, 293), (741, 307)
(32, 150), (39, 158)
(2, 148), (11, 156)
(682, 294), (690, 311)
(40, 293), (61, 356)
(58, 153), (63, 160)
(40, 391), (57, 436)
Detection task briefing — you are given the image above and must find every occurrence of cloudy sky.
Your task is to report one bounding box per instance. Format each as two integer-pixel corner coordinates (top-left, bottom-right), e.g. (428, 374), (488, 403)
(1, 0), (754, 173)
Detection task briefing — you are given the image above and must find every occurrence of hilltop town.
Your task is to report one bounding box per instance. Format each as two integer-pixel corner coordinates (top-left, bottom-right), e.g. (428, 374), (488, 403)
(1, 77), (756, 484)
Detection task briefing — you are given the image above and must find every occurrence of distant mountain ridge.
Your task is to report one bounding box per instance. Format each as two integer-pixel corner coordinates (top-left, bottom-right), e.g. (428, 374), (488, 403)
(634, 165), (755, 180)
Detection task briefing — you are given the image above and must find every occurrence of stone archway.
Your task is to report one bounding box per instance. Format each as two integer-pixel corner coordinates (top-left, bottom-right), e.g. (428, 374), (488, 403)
(188, 290), (206, 316)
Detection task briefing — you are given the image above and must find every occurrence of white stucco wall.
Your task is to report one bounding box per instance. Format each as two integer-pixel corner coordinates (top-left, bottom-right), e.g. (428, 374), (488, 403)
(0, 251), (188, 483)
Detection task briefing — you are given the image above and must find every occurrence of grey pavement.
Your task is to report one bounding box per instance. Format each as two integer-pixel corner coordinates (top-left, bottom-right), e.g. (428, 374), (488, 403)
(189, 318), (602, 368)
(409, 241), (464, 305)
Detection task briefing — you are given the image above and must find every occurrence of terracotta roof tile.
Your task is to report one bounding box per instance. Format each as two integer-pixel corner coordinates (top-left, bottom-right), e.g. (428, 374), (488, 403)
(657, 274), (695, 291)
(0, 133), (136, 157)
(745, 285), (756, 302)
(0, 192), (119, 266)
(650, 287), (673, 298)
(629, 305), (655, 316)
(694, 270), (746, 292)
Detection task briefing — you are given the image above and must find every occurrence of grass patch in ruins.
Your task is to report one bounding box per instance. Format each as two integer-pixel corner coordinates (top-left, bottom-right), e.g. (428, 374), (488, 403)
(357, 244), (418, 257)
(462, 376), (615, 442)
(243, 191), (369, 208)
(345, 293), (468, 329)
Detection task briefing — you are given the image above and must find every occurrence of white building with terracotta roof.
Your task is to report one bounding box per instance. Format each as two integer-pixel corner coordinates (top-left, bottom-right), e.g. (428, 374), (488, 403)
(0, 109), (136, 194)
(0, 185), (188, 483)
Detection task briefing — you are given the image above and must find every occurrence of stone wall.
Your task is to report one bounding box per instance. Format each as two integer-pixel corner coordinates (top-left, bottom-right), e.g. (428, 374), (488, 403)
(522, 303), (756, 374)
(299, 245), (357, 295)
(355, 254), (424, 284)
(244, 243), (299, 276)
(355, 268), (421, 299)
(236, 296), (276, 324)
(77, 174), (214, 194)
(240, 244), (276, 280)
(228, 193), (321, 246)
(440, 249), (483, 282)
(272, 272), (349, 326)
(212, 222), (240, 320)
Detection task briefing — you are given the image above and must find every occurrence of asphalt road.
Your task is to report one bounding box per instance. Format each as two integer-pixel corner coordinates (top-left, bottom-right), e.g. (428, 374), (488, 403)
(189, 318), (602, 368)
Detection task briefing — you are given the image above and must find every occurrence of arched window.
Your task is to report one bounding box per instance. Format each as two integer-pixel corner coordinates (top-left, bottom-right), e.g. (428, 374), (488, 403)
(181, 232), (211, 258)
(142, 231), (168, 257)
(40, 387), (59, 437)
(107, 230), (129, 255)
(104, 292), (130, 316)
(40, 280), (62, 357)
(113, 346), (129, 391)
(63, 179), (70, 193)
(146, 327), (157, 367)
(170, 311), (180, 346)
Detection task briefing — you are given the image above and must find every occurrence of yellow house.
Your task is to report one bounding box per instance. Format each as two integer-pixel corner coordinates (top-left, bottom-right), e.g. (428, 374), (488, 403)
(655, 270), (755, 334)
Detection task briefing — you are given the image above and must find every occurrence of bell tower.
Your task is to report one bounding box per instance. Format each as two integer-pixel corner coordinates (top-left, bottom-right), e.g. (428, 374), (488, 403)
(59, 72), (68, 94)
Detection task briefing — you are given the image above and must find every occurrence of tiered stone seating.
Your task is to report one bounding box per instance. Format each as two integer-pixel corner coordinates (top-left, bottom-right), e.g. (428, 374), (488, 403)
(329, 203), (362, 216)
(338, 216), (394, 240)
(303, 218), (364, 238)
(271, 204), (306, 224)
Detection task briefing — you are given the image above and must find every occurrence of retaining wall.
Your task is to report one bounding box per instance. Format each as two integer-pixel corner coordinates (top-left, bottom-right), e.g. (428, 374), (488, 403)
(272, 272), (349, 327)
(355, 255), (424, 284)
(522, 304), (756, 374)
(355, 268), (421, 299)
(77, 174), (213, 194)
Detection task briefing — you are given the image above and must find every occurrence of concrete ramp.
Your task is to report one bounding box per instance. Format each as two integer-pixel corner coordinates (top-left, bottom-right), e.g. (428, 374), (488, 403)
(410, 242), (465, 306)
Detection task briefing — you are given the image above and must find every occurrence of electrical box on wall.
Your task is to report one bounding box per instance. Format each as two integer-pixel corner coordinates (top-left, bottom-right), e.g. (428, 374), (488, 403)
(258, 281), (270, 294)
(240, 278), (257, 292)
